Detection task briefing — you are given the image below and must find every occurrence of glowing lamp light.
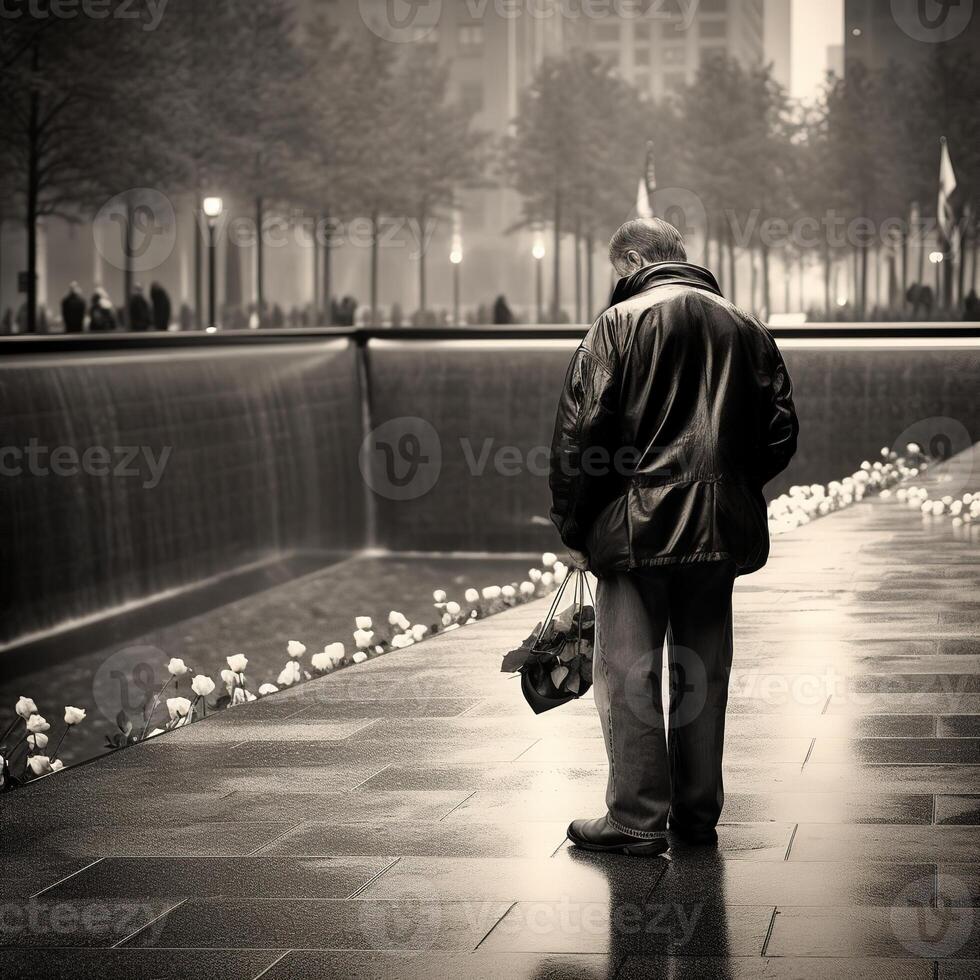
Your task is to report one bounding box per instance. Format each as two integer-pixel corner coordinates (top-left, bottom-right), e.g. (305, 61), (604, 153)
(205, 326), (217, 334)
(929, 251), (944, 264)
(450, 234), (463, 266)
(202, 196), (224, 220)
(836, 295), (848, 307)
(532, 239), (546, 261)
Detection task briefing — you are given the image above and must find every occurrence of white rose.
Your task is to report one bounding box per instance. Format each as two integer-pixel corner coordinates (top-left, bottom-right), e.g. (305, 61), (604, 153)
(27, 733), (48, 750)
(554, 565), (568, 583)
(15, 696), (38, 719)
(277, 661), (303, 687)
(322, 642), (346, 665)
(166, 697), (192, 720)
(27, 755), (53, 776)
(353, 629), (374, 650)
(906, 442), (921, 454)
(541, 572), (555, 587)
(502, 585), (516, 599)
(26, 714), (50, 734)
(63, 706), (86, 726)
(226, 654), (248, 673)
(541, 552), (558, 567)
(352, 651), (369, 664)
(442, 613), (452, 626)
(411, 625), (428, 641)
(391, 634), (414, 649)
(220, 669), (237, 690)
(520, 581), (536, 596)
(388, 611), (410, 631)
(50, 760), (64, 772)
(445, 601), (461, 616)
(482, 586), (502, 600)
(167, 658), (189, 677)
(287, 640), (306, 659)
(231, 687), (256, 705)
(310, 651), (333, 672)
(464, 588), (480, 603)
(432, 590), (447, 603)
(191, 675), (215, 697)
(529, 569), (542, 583)
(355, 616), (373, 630)
(258, 683), (279, 696)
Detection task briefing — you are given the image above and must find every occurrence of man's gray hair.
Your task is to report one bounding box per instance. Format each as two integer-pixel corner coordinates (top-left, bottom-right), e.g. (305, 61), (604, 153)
(609, 218), (687, 269)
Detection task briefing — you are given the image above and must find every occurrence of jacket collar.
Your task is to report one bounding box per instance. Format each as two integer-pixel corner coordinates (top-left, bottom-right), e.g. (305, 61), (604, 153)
(608, 262), (723, 308)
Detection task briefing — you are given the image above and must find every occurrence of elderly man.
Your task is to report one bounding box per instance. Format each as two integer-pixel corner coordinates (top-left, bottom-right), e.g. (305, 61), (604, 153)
(550, 218), (798, 856)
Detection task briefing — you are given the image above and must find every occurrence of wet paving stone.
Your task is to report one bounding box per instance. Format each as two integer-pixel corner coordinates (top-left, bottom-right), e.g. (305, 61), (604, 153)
(40, 856), (396, 900)
(788, 825), (980, 864)
(936, 796), (980, 825)
(0, 948), (283, 979)
(121, 898), (513, 950)
(617, 955), (934, 979)
(809, 738), (980, 765)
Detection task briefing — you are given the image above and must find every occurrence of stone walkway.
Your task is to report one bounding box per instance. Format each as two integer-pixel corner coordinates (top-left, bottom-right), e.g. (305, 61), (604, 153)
(1, 448), (978, 979)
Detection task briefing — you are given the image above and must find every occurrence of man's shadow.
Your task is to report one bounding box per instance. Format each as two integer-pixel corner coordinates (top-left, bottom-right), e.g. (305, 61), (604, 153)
(554, 839), (735, 977)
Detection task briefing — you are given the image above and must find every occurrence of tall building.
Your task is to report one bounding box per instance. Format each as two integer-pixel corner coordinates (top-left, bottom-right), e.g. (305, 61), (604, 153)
(572, 0), (766, 101)
(844, 0), (980, 72)
(764, 0), (793, 90)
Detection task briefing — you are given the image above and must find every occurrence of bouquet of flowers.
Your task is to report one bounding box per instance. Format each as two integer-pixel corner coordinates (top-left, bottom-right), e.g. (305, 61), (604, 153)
(500, 569), (595, 714)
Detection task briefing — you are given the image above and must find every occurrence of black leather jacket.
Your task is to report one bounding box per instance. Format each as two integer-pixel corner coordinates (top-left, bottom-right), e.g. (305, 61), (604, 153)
(549, 262), (799, 577)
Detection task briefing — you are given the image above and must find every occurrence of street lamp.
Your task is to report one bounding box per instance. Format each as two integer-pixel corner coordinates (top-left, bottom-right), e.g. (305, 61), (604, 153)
(450, 238), (463, 326)
(929, 250), (944, 299)
(203, 196), (224, 330)
(532, 234), (546, 324)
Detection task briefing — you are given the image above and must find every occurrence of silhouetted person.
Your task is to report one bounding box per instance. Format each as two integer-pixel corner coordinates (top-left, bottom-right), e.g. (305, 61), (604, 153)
(178, 303), (193, 331)
(1, 309), (12, 335)
(271, 303), (285, 329)
(492, 294), (515, 325)
(964, 290), (980, 322)
(88, 288), (118, 332)
(150, 282), (171, 331)
(61, 282), (86, 334)
(552, 218), (798, 856)
(128, 283), (153, 332)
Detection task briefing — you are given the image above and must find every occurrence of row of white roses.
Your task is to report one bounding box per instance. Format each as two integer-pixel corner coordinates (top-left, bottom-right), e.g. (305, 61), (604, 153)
(3, 553), (570, 786)
(0, 697), (88, 781)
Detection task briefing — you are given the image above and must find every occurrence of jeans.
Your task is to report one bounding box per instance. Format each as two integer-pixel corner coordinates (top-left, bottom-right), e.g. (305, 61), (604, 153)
(594, 561), (736, 839)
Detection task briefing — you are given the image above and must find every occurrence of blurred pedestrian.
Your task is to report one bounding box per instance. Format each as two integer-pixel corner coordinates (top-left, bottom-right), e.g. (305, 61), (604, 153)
(61, 282), (86, 334)
(150, 282), (172, 331)
(128, 283), (153, 332)
(493, 294), (515, 325)
(965, 290), (980, 321)
(89, 288), (118, 332)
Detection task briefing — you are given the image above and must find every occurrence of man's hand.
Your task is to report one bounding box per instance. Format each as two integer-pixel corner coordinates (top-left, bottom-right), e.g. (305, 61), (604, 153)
(567, 548), (589, 572)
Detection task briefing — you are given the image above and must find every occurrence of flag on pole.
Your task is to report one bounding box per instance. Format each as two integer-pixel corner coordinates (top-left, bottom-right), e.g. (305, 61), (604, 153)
(938, 136), (958, 245)
(636, 141), (657, 220)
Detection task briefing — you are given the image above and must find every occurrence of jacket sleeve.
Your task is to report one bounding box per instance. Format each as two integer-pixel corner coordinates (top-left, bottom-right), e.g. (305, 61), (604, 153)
(549, 321), (620, 552)
(756, 338), (799, 486)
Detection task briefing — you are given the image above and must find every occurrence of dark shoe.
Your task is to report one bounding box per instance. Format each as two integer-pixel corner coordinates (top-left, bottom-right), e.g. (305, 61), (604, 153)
(567, 816), (668, 857)
(669, 825), (718, 846)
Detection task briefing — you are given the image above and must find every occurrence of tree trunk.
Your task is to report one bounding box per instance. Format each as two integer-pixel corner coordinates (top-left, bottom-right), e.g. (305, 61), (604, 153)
(370, 211), (379, 327)
(124, 196), (134, 308)
(551, 192), (562, 321)
(255, 196), (265, 313)
(726, 229), (736, 307)
(418, 209), (427, 316)
(859, 245), (868, 320)
(574, 222), (582, 324)
(823, 242), (834, 323)
(900, 234), (908, 311)
(25, 36), (40, 334)
(750, 251), (758, 313)
(972, 228), (978, 292)
(323, 214), (332, 325)
(312, 221), (320, 322)
(585, 233), (594, 323)
(761, 244), (770, 319)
